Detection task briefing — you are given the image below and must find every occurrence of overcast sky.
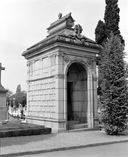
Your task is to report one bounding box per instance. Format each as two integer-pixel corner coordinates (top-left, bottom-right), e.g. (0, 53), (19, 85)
(0, 0), (128, 93)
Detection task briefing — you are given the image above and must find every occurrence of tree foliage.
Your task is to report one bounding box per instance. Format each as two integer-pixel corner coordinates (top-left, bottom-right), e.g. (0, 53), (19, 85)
(16, 84), (21, 93)
(15, 91), (27, 107)
(6, 89), (13, 107)
(95, 0), (124, 45)
(95, 0), (125, 96)
(8, 85), (27, 108)
(95, 20), (106, 45)
(100, 34), (128, 135)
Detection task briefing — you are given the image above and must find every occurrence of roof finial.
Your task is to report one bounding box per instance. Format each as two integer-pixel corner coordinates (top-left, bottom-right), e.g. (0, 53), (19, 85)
(58, 13), (62, 19)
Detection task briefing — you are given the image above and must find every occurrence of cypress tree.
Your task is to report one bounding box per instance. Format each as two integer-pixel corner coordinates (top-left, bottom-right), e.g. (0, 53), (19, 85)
(95, 20), (107, 45)
(104, 0), (124, 44)
(95, 0), (125, 96)
(100, 33), (128, 135)
(95, 0), (124, 45)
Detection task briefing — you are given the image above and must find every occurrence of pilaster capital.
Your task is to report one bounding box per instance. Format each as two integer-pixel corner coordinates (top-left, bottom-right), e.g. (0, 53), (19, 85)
(87, 57), (96, 66)
(63, 55), (70, 63)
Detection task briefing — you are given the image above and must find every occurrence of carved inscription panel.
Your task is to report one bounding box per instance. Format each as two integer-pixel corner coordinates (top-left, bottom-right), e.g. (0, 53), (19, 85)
(28, 55), (58, 80)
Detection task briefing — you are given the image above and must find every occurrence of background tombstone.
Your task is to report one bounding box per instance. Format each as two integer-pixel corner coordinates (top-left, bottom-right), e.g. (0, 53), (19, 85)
(0, 63), (8, 122)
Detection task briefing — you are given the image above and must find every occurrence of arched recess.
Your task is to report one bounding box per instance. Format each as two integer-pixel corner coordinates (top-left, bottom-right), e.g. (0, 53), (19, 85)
(66, 62), (87, 130)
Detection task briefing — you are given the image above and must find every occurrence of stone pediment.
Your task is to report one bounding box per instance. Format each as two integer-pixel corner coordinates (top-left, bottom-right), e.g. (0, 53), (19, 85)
(47, 13), (75, 36)
(22, 13), (102, 58)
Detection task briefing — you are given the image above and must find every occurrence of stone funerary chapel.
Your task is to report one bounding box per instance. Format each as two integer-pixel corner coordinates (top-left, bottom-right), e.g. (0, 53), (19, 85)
(22, 13), (101, 132)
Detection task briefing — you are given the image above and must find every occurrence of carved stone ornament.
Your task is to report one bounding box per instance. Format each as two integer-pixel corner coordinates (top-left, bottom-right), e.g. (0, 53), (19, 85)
(74, 24), (83, 38)
(58, 13), (62, 19)
(73, 24), (89, 45)
(87, 58), (96, 66)
(63, 55), (78, 63)
(63, 56), (70, 63)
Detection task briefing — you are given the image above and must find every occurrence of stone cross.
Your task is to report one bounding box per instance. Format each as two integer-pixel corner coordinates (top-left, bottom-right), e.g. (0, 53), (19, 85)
(0, 63), (5, 85)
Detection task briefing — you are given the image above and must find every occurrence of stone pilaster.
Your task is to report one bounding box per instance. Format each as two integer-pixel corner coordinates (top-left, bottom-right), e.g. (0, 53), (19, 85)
(93, 69), (98, 127)
(87, 67), (94, 128)
(55, 53), (66, 132)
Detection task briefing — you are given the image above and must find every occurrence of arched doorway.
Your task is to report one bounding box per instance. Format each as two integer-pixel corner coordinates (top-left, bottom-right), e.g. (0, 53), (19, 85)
(67, 62), (87, 130)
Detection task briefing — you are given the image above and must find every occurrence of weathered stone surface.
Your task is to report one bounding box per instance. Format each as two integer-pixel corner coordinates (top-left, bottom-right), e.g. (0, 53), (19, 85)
(47, 13), (75, 36)
(22, 13), (100, 132)
(22, 13), (101, 59)
(0, 63), (8, 122)
(0, 122), (51, 138)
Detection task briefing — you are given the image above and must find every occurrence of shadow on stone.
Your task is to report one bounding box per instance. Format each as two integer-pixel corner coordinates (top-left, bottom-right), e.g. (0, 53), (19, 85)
(0, 121), (51, 138)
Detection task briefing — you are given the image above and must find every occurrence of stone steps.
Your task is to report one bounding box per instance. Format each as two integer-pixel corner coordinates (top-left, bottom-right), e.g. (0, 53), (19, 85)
(67, 120), (88, 130)
(0, 122), (51, 138)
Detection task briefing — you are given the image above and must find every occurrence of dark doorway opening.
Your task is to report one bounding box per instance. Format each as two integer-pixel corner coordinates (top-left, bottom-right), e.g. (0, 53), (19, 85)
(67, 63), (87, 130)
(67, 82), (73, 121)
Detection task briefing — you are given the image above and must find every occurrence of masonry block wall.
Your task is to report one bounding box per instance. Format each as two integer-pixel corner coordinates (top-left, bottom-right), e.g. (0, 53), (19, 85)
(22, 13), (101, 132)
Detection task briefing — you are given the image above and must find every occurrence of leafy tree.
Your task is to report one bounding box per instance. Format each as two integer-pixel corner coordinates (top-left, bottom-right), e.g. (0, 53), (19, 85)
(15, 91), (27, 107)
(6, 89), (13, 107)
(8, 85), (27, 108)
(15, 85), (26, 107)
(100, 34), (128, 135)
(16, 84), (21, 93)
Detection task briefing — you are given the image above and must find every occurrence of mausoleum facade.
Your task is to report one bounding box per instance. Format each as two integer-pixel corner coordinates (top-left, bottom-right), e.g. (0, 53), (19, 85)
(22, 13), (101, 132)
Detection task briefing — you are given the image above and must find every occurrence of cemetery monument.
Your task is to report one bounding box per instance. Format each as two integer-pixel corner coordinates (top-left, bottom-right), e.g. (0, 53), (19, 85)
(22, 13), (101, 132)
(0, 63), (8, 122)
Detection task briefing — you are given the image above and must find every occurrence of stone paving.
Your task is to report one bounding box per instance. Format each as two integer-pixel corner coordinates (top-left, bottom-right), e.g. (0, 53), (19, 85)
(1, 130), (128, 156)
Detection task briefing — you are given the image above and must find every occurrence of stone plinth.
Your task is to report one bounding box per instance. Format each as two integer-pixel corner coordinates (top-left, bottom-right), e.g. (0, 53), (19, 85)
(0, 85), (8, 122)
